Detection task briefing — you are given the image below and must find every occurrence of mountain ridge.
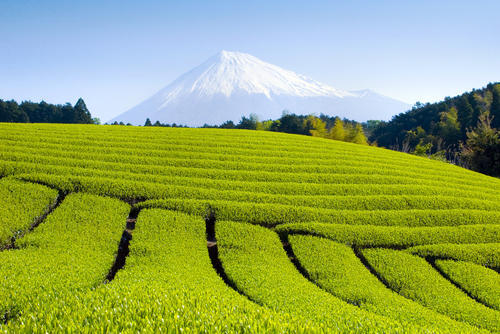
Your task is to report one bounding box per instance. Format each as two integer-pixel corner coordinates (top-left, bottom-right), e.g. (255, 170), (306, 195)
(110, 51), (410, 126)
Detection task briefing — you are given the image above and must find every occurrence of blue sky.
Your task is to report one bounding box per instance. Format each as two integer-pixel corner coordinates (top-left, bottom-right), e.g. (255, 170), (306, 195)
(1, 0), (499, 121)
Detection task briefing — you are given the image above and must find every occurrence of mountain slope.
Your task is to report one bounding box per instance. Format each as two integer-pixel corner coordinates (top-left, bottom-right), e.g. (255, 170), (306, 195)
(110, 51), (409, 126)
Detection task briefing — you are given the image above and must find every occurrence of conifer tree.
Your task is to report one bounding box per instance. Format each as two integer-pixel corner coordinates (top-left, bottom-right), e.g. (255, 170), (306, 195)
(350, 124), (369, 145)
(144, 118), (152, 126)
(456, 95), (475, 136)
(328, 118), (345, 141)
(73, 98), (93, 123)
(490, 84), (500, 129)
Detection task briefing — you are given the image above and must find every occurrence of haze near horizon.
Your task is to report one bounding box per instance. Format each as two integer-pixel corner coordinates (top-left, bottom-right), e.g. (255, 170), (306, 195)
(112, 50), (410, 125)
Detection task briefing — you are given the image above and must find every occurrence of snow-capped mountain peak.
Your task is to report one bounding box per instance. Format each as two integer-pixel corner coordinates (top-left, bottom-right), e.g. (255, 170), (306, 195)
(161, 50), (353, 102)
(110, 51), (410, 126)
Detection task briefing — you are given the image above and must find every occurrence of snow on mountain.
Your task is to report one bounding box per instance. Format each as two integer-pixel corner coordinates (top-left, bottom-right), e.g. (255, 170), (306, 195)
(110, 51), (410, 126)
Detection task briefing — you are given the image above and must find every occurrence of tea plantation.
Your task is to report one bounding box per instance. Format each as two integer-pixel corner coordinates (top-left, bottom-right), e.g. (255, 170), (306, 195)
(0, 123), (498, 333)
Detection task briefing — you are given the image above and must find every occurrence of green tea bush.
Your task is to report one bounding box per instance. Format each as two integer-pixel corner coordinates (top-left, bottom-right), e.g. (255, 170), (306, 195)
(0, 178), (58, 247)
(0, 193), (129, 323)
(139, 198), (500, 227)
(276, 223), (500, 247)
(0, 123), (498, 332)
(289, 235), (479, 332)
(217, 221), (431, 332)
(406, 243), (500, 270)
(3, 209), (332, 333)
(435, 260), (500, 310)
(362, 248), (500, 332)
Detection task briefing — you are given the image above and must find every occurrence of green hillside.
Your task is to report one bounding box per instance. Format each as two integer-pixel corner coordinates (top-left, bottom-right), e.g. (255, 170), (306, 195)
(370, 83), (500, 176)
(0, 123), (499, 333)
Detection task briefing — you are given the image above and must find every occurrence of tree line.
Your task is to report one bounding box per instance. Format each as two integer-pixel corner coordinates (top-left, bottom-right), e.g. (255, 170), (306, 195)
(144, 113), (370, 145)
(370, 83), (500, 176)
(0, 98), (96, 124)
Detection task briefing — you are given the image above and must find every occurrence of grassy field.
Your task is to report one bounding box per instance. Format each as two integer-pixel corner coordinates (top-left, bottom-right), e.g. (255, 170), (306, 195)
(0, 123), (499, 332)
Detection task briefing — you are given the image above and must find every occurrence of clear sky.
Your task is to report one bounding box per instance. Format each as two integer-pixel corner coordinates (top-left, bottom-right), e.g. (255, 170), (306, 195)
(1, 0), (499, 121)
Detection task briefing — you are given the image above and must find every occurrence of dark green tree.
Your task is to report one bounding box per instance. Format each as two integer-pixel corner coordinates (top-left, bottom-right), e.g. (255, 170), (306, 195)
(73, 98), (93, 123)
(0, 100), (29, 122)
(61, 103), (75, 123)
(370, 82), (500, 169)
(460, 112), (500, 176)
(237, 114), (259, 130)
(490, 84), (500, 129)
(219, 120), (235, 129)
(455, 95), (475, 136)
(273, 113), (307, 135)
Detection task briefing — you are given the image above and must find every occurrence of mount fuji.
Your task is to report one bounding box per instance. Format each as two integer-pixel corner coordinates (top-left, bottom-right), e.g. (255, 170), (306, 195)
(110, 51), (410, 126)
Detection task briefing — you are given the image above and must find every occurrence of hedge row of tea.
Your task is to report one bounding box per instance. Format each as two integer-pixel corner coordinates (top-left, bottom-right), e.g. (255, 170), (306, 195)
(0, 178), (58, 248)
(3, 208), (336, 333)
(0, 123), (498, 332)
(288, 235), (477, 332)
(0, 193), (128, 325)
